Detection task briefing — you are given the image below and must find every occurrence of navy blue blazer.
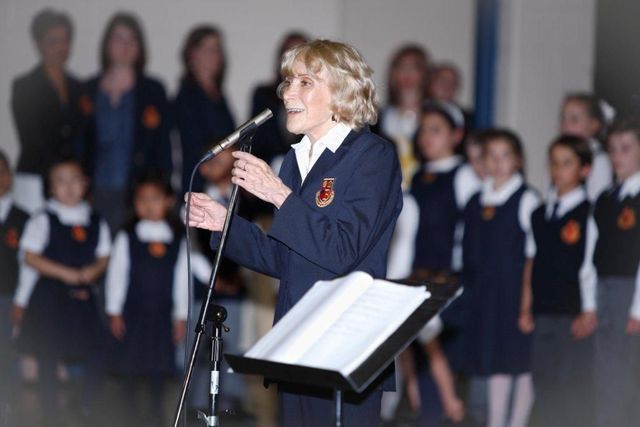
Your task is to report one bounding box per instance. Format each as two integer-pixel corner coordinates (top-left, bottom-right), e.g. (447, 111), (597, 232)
(211, 127), (402, 319)
(211, 127), (402, 389)
(80, 74), (172, 185)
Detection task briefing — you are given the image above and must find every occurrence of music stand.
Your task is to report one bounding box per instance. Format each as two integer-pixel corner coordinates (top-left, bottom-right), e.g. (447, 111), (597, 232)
(225, 279), (461, 426)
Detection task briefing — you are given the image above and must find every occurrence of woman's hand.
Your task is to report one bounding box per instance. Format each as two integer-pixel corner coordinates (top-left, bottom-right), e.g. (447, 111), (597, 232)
(185, 192), (227, 231)
(231, 151), (292, 209)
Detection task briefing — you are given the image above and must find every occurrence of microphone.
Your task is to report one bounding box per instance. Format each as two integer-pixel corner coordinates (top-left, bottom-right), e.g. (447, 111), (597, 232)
(200, 108), (273, 161)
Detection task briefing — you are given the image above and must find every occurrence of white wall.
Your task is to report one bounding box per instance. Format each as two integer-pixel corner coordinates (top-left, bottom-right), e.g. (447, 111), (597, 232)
(495, 0), (596, 190)
(0, 0), (476, 166)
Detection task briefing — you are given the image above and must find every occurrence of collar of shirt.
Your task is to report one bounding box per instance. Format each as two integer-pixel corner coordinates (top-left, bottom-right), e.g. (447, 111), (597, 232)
(135, 220), (173, 243)
(291, 122), (352, 182)
(424, 155), (463, 173)
(545, 186), (587, 219)
(47, 199), (91, 225)
(619, 171), (640, 200)
(481, 173), (524, 206)
(0, 193), (13, 223)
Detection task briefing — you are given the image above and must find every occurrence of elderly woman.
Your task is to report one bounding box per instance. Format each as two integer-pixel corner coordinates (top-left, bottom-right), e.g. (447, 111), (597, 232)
(188, 39), (403, 425)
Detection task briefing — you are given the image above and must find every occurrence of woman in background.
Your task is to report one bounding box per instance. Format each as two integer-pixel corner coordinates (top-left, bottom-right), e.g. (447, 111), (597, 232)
(173, 25), (236, 194)
(11, 8), (85, 213)
(81, 12), (171, 231)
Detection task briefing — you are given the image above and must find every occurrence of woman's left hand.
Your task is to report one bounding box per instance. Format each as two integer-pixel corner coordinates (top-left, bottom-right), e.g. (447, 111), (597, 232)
(231, 151), (292, 208)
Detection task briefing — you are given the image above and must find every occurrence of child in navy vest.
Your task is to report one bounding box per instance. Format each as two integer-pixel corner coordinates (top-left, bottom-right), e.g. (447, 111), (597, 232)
(407, 101), (479, 425)
(521, 135), (596, 427)
(463, 129), (539, 427)
(592, 118), (640, 426)
(105, 171), (187, 427)
(560, 93), (614, 201)
(13, 158), (110, 424)
(0, 151), (29, 421)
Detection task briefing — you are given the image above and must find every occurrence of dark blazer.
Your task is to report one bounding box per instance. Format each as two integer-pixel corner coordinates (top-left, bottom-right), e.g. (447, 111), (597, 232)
(173, 79), (236, 193)
(211, 127), (403, 393)
(11, 65), (85, 177)
(80, 74), (172, 185)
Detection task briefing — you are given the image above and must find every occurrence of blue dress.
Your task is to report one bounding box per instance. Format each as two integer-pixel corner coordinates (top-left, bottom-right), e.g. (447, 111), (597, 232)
(410, 164), (462, 273)
(463, 185), (531, 375)
(111, 230), (181, 376)
(17, 210), (103, 361)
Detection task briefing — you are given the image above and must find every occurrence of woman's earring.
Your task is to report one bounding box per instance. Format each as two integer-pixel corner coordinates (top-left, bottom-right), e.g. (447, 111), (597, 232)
(331, 114), (337, 122)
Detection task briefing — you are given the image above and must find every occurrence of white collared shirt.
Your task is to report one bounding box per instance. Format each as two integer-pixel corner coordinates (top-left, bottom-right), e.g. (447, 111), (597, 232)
(480, 174), (540, 258)
(545, 186), (587, 219)
(544, 186), (598, 312)
(0, 193), (13, 223)
(291, 123), (352, 183)
(19, 199), (111, 256)
(14, 199), (111, 307)
(619, 171), (640, 200)
(105, 220), (201, 320)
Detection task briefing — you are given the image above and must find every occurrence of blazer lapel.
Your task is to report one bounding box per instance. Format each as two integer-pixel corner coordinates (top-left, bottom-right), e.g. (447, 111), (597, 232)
(300, 129), (360, 193)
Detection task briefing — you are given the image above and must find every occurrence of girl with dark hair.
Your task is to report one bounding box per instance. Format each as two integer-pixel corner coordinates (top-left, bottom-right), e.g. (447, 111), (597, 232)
(81, 12), (171, 232)
(11, 8), (85, 213)
(13, 158), (110, 425)
(463, 129), (540, 427)
(105, 171), (188, 427)
(173, 25), (236, 194)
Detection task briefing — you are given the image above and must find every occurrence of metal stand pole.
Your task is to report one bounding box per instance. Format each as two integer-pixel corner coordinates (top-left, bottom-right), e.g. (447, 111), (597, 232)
(334, 389), (343, 427)
(172, 141), (252, 427)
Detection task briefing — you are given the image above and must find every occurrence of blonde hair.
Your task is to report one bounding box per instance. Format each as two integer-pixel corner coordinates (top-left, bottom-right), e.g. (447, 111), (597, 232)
(277, 39), (378, 129)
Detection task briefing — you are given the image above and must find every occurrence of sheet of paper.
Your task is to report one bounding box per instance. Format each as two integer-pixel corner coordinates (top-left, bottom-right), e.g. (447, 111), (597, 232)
(295, 279), (428, 374)
(245, 271), (373, 363)
(245, 271), (429, 375)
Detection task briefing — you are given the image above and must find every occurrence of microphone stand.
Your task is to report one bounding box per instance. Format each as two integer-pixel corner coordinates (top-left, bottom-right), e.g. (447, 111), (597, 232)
(172, 137), (253, 427)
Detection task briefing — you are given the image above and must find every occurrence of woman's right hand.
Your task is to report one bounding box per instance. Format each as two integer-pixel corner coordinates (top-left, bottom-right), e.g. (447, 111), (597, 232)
(185, 192), (228, 231)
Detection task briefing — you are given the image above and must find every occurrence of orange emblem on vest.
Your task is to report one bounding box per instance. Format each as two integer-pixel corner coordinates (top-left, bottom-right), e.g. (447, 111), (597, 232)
(71, 226), (87, 243)
(560, 219), (581, 245)
(148, 242), (167, 258)
(618, 206), (636, 230)
(482, 206), (496, 221)
(142, 105), (161, 129)
(422, 172), (437, 184)
(316, 178), (335, 208)
(79, 94), (93, 116)
(5, 227), (19, 249)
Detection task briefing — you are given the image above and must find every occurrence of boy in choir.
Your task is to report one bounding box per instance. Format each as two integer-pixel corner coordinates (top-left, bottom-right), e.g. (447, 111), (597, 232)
(519, 135), (596, 427)
(591, 118), (640, 426)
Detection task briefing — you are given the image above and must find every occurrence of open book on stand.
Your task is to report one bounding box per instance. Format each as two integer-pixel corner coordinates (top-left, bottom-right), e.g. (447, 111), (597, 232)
(226, 271), (460, 393)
